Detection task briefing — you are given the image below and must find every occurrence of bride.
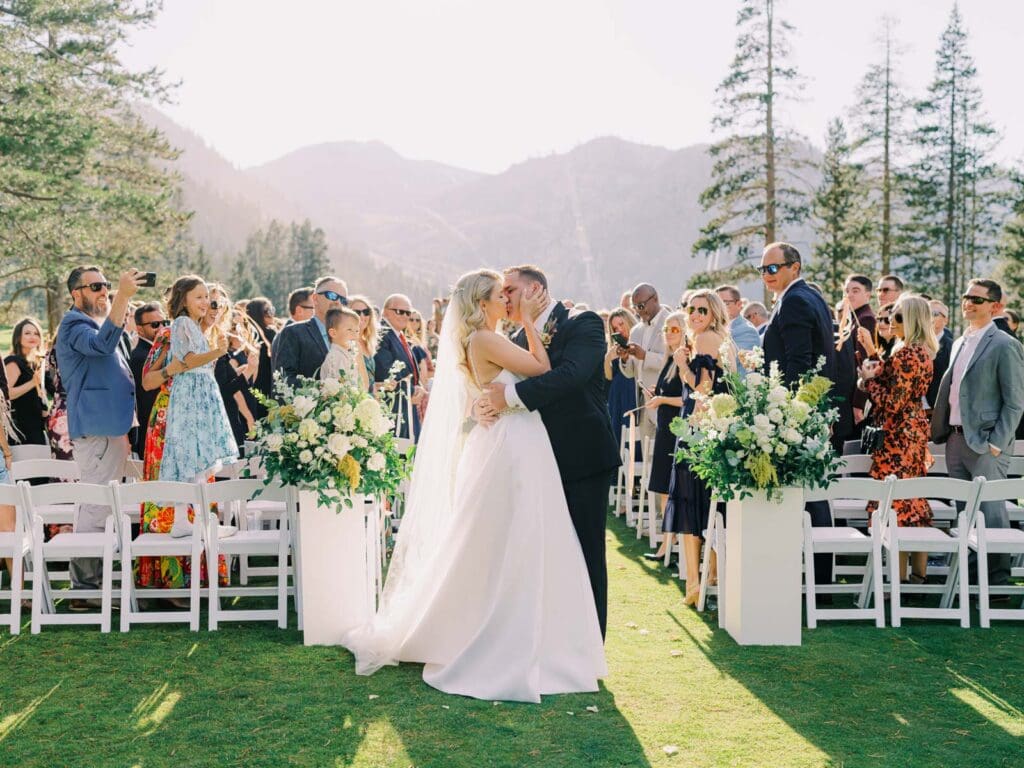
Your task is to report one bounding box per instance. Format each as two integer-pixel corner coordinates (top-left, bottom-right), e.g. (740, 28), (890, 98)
(342, 268), (606, 702)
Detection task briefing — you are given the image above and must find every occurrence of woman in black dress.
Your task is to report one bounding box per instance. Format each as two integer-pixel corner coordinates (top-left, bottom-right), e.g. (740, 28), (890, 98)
(4, 317), (48, 447)
(642, 311), (688, 558)
(245, 297), (277, 420)
(662, 290), (735, 605)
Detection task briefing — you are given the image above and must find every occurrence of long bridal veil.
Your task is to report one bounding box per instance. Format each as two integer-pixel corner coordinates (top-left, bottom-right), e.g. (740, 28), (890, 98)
(345, 299), (470, 674)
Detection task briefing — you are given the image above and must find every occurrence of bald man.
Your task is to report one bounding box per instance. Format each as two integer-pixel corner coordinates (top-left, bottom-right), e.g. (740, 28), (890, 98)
(618, 283), (670, 436)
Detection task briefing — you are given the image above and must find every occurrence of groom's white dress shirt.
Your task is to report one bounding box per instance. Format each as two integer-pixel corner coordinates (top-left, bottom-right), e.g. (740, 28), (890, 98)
(504, 301), (558, 411)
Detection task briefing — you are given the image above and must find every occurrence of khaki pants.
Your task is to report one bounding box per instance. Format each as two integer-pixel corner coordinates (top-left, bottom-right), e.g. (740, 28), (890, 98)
(70, 435), (129, 589)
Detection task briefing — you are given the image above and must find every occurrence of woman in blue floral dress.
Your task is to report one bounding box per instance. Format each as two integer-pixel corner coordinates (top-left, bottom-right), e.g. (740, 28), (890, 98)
(160, 275), (238, 538)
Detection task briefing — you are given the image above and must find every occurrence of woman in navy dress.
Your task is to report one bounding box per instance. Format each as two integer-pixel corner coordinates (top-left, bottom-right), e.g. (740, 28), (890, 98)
(603, 308), (639, 449)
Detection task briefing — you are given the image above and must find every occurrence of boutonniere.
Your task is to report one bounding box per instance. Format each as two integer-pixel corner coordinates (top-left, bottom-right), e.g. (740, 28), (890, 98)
(540, 314), (559, 348)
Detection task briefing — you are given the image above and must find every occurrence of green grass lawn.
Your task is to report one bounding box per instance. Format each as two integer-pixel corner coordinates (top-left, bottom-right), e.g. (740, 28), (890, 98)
(2, 514), (1022, 767)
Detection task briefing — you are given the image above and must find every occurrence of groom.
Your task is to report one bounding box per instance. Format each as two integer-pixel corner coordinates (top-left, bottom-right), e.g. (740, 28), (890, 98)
(483, 265), (620, 637)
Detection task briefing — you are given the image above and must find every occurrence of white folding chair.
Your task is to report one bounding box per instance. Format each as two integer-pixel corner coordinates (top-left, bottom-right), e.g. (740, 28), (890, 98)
(22, 481), (121, 633)
(113, 481), (206, 631)
(11, 459), (82, 585)
(884, 477), (981, 628)
(629, 435), (653, 530)
(10, 444), (52, 462)
(968, 477), (1024, 627)
(610, 426), (629, 514)
(696, 508), (726, 626)
(200, 480), (294, 630)
(0, 483), (34, 634)
(803, 477), (894, 628)
(828, 454), (874, 527)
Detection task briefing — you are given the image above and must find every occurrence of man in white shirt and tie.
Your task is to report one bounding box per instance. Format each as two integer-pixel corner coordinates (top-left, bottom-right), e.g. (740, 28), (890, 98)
(619, 283), (669, 438)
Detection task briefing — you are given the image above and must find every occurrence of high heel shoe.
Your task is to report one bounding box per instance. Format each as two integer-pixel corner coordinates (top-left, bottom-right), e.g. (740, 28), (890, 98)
(682, 587), (700, 607)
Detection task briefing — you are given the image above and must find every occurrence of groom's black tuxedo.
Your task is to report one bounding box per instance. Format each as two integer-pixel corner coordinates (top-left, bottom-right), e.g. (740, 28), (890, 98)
(513, 301), (620, 637)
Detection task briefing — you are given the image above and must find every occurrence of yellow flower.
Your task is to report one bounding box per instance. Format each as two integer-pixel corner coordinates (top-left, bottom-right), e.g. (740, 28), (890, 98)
(273, 404), (299, 426)
(338, 454), (361, 490)
(795, 376), (832, 407)
(744, 452), (778, 489)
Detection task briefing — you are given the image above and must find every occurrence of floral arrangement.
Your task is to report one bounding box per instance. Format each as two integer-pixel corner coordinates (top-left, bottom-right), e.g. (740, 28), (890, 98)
(248, 372), (410, 507)
(670, 344), (841, 502)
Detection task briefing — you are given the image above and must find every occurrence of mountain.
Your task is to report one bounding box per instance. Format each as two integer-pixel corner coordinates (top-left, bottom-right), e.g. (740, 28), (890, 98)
(144, 106), (818, 310)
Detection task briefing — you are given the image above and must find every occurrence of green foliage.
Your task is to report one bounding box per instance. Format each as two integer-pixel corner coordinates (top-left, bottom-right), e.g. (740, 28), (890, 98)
(227, 219), (328, 310)
(996, 169), (1024, 307)
(248, 373), (410, 509)
(807, 119), (873, 303)
(693, 0), (810, 282)
(0, 0), (188, 331)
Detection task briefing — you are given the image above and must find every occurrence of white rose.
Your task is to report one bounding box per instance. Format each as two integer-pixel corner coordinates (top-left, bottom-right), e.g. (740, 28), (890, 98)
(327, 432), (352, 458)
(321, 378), (343, 397)
(285, 433), (299, 444)
(293, 395), (316, 419)
(753, 414), (771, 430)
(746, 373), (764, 388)
(785, 428), (802, 444)
(298, 418), (321, 442)
(372, 415), (393, 437)
(775, 443), (788, 456)
(265, 434), (284, 452)
(314, 446), (325, 457)
(767, 408), (784, 424)
(318, 410), (332, 424)
(298, 449), (313, 464)
(367, 452), (386, 471)
(767, 386), (788, 404)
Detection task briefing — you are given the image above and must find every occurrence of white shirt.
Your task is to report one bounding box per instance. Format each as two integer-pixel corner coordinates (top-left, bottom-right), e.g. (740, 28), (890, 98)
(505, 302), (558, 410)
(949, 321), (994, 426)
(767, 277), (805, 322)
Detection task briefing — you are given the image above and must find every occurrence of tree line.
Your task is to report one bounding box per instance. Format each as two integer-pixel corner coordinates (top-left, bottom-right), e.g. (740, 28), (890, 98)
(692, 1), (1023, 319)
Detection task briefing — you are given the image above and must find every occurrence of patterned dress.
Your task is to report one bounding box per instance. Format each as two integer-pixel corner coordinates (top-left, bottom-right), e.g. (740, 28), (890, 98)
(864, 343), (934, 526)
(159, 316), (238, 482)
(137, 326), (227, 589)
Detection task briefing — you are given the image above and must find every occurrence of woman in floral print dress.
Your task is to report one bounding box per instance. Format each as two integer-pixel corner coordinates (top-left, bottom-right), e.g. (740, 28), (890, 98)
(859, 295), (938, 582)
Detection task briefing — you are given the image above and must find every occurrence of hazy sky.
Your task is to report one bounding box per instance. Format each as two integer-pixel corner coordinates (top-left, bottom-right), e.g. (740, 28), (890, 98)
(121, 0), (1024, 173)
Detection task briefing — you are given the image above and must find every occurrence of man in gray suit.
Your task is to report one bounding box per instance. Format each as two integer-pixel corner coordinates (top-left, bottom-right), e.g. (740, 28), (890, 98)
(931, 278), (1024, 585)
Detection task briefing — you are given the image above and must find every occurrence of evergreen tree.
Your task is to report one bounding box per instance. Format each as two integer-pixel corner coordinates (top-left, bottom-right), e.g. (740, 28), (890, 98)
(996, 169), (1024, 305)
(903, 4), (1001, 308)
(808, 119), (872, 303)
(693, 0), (810, 296)
(848, 16), (909, 275)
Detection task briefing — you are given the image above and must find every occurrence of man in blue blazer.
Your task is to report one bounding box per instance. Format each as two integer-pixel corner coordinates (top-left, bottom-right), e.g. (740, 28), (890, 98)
(759, 243), (839, 595)
(272, 276), (347, 386)
(56, 265), (144, 602)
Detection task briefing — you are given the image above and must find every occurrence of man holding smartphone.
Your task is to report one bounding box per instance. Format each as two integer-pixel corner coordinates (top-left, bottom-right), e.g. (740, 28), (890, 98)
(619, 283), (669, 438)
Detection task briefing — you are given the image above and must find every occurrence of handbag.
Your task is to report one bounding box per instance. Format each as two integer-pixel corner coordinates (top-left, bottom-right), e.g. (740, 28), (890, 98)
(861, 423), (886, 454)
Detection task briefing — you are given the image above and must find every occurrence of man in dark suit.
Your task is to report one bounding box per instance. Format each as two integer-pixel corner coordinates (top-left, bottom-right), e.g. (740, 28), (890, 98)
(271, 275), (347, 386)
(760, 242), (838, 593)
(374, 293), (425, 440)
(285, 287), (314, 327)
(484, 265), (620, 638)
(843, 274), (876, 430)
(927, 300), (954, 410)
(128, 302), (167, 457)
(932, 279), (1024, 586)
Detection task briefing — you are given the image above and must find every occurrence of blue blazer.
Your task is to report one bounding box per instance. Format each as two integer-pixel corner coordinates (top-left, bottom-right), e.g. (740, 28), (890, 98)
(55, 308), (135, 439)
(761, 279), (837, 387)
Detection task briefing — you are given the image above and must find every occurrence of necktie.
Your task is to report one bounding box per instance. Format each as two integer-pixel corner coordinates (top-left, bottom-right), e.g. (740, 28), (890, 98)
(397, 332), (419, 386)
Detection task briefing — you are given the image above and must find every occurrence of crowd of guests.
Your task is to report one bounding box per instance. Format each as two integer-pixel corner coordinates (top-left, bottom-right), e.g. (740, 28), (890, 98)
(1, 246), (1023, 611)
(0, 266), (437, 610)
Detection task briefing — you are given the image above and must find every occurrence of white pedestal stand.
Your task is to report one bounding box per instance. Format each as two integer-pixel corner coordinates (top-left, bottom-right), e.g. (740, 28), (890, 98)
(724, 487), (804, 646)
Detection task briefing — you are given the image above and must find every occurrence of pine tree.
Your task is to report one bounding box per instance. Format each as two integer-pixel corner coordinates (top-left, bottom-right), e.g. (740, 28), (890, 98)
(903, 4), (1001, 309)
(692, 0), (810, 296)
(996, 169), (1024, 305)
(848, 16), (909, 275)
(808, 119), (872, 303)
(297, 220), (329, 286)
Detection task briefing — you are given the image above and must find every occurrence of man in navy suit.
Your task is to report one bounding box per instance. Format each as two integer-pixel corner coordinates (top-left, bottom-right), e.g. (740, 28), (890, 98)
(374, 293), (425, 440)
(759, 242), (838, 593)
(272, 276), (347, 386)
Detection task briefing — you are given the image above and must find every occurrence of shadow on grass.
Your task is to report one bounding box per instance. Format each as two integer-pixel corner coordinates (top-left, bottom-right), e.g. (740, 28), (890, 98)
(611, 513), (1024, 768)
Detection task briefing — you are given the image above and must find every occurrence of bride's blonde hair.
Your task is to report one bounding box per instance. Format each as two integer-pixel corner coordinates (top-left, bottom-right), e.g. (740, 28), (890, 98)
(450, 268), (503, 380)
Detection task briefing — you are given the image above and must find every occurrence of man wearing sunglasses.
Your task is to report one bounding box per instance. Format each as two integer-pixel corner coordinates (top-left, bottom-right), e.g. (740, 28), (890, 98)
(759, 243), (840, 594)
(931, 278), (1024, 588)
(374, 293), (426, 440)
(128, 302), (169, 457)
(271, 275), (348, 386)
(55, 264), (146, 607)
(619, 282), (669, 438)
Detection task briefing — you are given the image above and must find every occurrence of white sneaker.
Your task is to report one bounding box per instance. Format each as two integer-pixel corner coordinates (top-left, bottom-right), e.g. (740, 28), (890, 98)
(217, 525), (238, 538)
(169, 520), (194, 538)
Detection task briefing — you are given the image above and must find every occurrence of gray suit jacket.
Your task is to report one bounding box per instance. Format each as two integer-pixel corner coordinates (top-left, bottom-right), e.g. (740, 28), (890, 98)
(930, 325), (1024, 454)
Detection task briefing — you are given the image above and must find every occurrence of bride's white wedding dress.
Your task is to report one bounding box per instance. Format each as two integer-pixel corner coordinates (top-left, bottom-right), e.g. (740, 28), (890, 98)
(343, 367), (606, 703)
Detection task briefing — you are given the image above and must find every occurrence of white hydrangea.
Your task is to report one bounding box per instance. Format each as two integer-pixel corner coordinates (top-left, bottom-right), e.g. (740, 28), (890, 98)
(298, 418), (321, 443)
(352, 435), (368, 449)
(265, 434), (284, 452)
(327, 433), (352, 458)
(367, 452), (386, 471)
(334, 410), (357, 432)
(320, 378), (343, 397)
(354, 397), (382, 427)
(298, 449), (313, 464)
(767, 386), (788, 404)
(372, 414), (393, 437)
(293, 395), (316, 419)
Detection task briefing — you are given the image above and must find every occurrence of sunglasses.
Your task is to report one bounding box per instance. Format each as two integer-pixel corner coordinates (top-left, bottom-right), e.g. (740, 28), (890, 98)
(877, 317), (891, 325)
(931, 310), (947, 318)
(664, 326), (682, 334)
(686, 305), (709, 316)
(632, 296), (655, 311)
(74, 281), (112, 293)
(318, 290), (348, 305)
(962, 294), (995, 305)
(758, 262), (795, 275)
(143, 320), (170, 330)
(351, 307), (372, 317)
(298, 304), (315, 311)
(893, 313), (904, 324)
(388, 307), (413, 317)
(210, 301), (222, 311)
(879, 287), (897, 293)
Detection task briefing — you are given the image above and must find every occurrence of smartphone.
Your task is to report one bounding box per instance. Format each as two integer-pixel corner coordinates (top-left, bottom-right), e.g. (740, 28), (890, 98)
(139, 271), (157, 288)
(612, 333), (629, 348)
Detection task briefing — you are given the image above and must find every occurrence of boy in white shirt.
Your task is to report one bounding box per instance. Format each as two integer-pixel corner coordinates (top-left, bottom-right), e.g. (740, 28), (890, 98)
(321, 307), (369, 391)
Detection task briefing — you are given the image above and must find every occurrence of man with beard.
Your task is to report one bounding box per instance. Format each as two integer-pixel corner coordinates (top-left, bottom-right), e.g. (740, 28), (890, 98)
(56, 265), (144, 610)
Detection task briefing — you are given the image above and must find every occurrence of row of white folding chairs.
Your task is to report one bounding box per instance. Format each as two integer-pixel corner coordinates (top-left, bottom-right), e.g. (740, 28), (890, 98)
(0, 477), (296, 634)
